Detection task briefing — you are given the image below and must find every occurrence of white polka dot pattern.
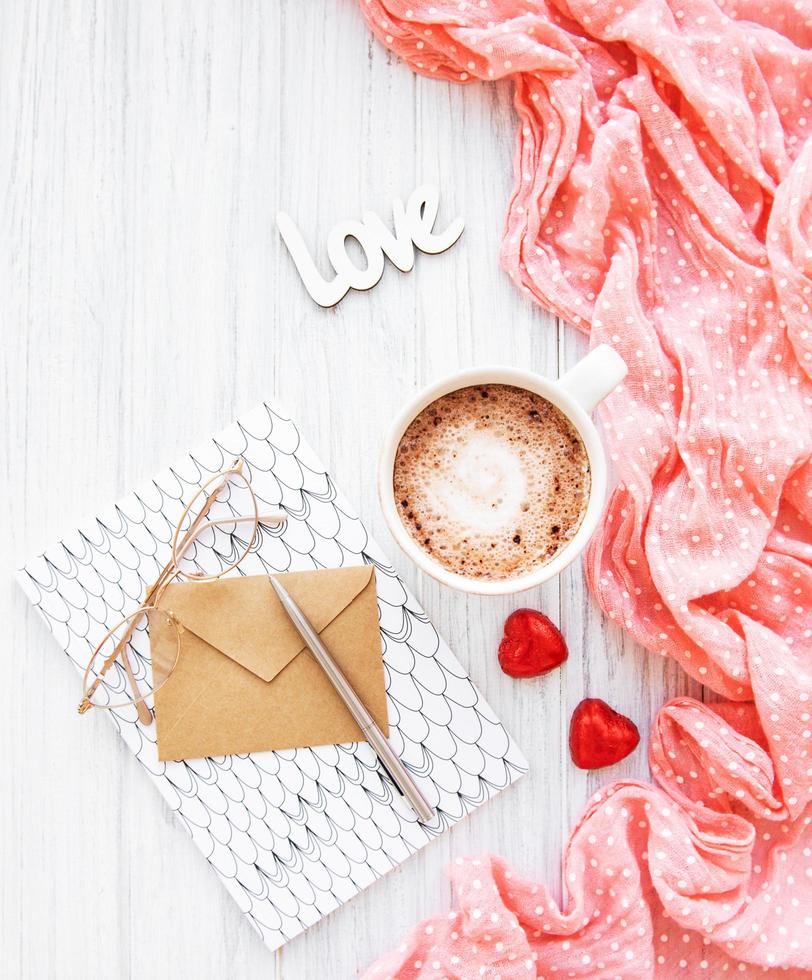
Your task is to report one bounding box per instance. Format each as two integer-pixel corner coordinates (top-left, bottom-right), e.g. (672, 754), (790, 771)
(359, 0), (812, 974)
(363, 699), (812, 977)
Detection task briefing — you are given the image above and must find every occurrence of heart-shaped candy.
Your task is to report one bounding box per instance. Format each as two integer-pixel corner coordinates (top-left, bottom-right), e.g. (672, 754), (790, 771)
(569, 698), (640, 769)
(497, 609), (568, 678)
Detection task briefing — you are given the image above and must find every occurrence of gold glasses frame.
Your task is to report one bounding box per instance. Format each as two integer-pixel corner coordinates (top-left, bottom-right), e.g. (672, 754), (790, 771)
(78, 458), (286, 723)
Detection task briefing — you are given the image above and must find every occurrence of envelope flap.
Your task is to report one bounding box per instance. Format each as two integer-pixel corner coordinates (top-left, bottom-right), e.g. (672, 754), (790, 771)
(158, 566), (375, 682)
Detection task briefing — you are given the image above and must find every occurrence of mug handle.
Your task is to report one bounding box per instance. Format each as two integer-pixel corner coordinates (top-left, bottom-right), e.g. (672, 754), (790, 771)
(558, 344), (628, 414)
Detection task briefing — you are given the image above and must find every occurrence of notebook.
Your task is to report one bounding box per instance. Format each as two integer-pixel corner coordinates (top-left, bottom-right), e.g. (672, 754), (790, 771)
(16, 402), (527, 952)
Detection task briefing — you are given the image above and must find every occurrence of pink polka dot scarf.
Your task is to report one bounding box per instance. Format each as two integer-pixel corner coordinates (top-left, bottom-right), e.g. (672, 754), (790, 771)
(358, 0), (812, 975)
(366, 702), (811, 977)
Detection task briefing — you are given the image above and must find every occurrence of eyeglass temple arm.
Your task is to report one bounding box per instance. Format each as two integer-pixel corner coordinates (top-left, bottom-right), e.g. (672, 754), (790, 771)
(170, 458), (282, 562)
(87, 474), (239, 718)
(77, 544), (185, 717)
(78, 579), (163, 721)
(95, 475), (246, 718)
(116, 509), (282, 714)
(79, 645), (153, 723)
(177, 512), (286, 557)
(80, 461), (283, 721)
(121, 650), (152, 723)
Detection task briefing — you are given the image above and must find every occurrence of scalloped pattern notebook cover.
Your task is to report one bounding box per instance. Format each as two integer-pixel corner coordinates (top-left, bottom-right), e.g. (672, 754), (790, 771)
(15, 403), (527, 952)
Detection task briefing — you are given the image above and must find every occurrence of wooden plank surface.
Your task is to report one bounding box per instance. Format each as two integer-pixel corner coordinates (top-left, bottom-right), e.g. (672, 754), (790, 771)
(0, 1), (700, 976)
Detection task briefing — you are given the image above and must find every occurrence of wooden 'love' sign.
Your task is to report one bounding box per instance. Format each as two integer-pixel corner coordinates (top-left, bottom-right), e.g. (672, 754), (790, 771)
(276, 185), (464, 307)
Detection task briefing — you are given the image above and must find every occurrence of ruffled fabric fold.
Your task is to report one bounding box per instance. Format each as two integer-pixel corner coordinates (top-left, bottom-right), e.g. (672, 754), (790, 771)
(364, 700), (812, 976)
(358, 0), (812, 973)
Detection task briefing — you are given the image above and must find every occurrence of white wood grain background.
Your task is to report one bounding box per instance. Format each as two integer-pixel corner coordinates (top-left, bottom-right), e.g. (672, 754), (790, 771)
(1, 2), (701, 977)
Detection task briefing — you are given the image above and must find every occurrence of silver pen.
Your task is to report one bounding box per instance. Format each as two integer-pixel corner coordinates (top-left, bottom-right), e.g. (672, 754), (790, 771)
(269, 576), (435, 824)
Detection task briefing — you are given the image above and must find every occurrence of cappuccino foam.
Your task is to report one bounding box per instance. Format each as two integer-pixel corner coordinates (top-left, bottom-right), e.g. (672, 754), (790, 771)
(393, 384), (590, 580)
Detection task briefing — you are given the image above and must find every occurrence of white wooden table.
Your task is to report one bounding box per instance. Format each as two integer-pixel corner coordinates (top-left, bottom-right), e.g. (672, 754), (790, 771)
(1, 2), (699, 976)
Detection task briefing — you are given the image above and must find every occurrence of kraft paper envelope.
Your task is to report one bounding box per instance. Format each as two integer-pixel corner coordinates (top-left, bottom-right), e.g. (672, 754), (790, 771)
(149, 566), (388, 761)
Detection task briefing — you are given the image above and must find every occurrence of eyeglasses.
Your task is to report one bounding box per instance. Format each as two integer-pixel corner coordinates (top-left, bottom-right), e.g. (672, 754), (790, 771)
(78, 458), (286, 723)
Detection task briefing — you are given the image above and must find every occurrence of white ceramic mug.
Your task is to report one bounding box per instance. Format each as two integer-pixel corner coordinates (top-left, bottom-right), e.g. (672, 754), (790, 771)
(378, 344), (628, 596)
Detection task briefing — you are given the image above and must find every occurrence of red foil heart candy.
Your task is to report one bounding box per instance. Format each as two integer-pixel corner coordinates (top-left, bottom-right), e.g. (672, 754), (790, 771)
(569, 698), (640, 769)
(497, 609), (568, 678)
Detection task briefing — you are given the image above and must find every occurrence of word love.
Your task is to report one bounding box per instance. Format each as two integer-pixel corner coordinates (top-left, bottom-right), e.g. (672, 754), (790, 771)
(276, 185), (464, 307)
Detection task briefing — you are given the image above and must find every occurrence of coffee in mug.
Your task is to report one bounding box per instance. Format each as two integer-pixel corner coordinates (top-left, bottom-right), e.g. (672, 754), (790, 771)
(392, 384), (590, 581)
